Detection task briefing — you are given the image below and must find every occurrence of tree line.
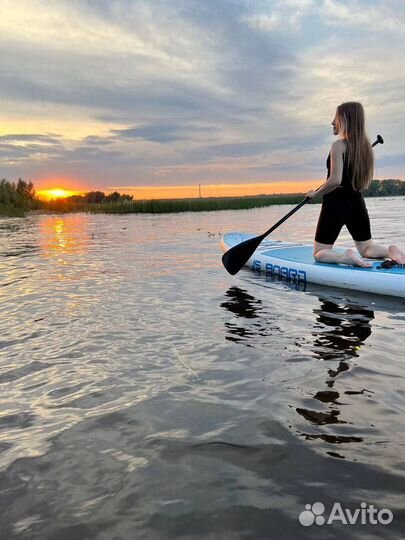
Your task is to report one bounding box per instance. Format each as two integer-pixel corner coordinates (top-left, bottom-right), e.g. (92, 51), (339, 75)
(0, 179), (40, 214)
(364, 179), (405, 197)
(65, 191), (133, 204)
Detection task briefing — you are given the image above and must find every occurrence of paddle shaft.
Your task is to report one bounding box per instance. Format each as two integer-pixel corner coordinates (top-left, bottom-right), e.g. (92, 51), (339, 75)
(222, 135), (384, 275)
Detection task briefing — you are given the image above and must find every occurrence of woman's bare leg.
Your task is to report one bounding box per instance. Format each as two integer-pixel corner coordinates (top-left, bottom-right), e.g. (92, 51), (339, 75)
(354, 239), (389, 259)
(388, 245), (405, 264)
(355, 240), (405, 263)
(314, 241), (373, 268)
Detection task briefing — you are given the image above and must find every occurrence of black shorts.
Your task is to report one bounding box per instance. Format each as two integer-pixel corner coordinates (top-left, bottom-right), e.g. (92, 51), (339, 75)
(315, 189), (372, 245)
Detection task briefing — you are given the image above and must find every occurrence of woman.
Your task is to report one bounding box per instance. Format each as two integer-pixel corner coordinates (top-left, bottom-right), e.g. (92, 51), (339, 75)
(306, 101), (405, 267)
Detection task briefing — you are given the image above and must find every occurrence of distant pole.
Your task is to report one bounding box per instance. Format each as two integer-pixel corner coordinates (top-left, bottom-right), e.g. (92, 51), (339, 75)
(199, 184), (202, 198)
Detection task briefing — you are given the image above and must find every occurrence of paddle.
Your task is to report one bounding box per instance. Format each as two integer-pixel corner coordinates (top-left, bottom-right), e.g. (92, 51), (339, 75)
(222, 135), (384, 275)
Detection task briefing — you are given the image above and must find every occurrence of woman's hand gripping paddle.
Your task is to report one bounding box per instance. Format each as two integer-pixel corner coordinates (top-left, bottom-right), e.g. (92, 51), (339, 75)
(222, 135), (384, 275)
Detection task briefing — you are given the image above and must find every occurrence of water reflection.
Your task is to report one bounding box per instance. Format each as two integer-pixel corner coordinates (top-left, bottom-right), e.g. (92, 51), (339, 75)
(253, 266), (307, 292)
(0, 222), (22, 232)
(311, 299), (374, 361)
(221, 286), (376, 457)
(0, 219), (39, 259)
(39, 214), (91, 257)
(220, 287), (282, 347)
(297, 298), (375, 455)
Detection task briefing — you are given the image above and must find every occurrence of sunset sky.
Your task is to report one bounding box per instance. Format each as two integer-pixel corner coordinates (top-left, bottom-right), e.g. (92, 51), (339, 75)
(0, 0), (404, 198)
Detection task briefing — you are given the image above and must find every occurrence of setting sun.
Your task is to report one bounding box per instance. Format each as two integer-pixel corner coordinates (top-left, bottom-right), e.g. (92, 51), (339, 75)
(37, 188), (80, 201)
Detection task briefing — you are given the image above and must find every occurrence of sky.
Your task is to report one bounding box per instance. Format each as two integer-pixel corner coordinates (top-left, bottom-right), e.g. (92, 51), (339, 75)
(0, 0), (404, 198)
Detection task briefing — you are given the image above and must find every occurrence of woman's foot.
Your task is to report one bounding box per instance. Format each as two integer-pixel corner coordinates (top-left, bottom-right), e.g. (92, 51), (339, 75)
(388, 245), (405, 264)
(343, 249), (373, 268)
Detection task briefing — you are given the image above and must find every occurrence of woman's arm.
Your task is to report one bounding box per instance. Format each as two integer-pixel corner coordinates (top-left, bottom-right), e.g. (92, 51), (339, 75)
(306, 140), (345, 198)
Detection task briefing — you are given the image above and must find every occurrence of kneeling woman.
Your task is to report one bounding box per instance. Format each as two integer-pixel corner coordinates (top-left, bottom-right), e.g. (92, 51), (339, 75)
(306, 101), (405, 267)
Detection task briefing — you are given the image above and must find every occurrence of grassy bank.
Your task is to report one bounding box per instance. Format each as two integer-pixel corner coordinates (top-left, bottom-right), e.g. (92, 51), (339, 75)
(43, 194), (306, 215)
(29, 192), (405, 216)
(6, 189), (405, 218)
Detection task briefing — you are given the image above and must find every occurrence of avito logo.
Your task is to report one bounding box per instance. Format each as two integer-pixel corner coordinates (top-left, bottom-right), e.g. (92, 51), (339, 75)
(299, 501), (393, 527)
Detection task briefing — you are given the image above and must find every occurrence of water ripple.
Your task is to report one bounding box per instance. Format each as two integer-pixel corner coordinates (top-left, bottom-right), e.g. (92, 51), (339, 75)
(0, 201), (404, 539)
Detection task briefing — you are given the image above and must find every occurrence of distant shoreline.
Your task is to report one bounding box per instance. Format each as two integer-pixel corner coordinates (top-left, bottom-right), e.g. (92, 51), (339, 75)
(19, 193), (405, 217)
(1, 193), (404, 218)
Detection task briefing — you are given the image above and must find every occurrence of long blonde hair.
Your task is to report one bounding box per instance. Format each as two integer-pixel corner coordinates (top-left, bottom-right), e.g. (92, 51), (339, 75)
(335, 102), (374, 192)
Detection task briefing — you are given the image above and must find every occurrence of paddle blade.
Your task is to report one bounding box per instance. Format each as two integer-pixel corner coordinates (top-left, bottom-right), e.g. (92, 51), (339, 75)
(222, 234), (264, 275)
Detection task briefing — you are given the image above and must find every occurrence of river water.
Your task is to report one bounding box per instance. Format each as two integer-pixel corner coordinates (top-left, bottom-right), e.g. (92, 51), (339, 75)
(0, 198), (404, 540)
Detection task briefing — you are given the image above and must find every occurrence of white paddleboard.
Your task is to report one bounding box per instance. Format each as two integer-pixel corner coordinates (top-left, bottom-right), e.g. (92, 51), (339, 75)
(221, 233), (405, 298)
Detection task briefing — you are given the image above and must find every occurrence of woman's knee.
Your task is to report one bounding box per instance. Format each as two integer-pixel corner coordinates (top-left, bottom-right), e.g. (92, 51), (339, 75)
(355, 239), (373, 257)
(313, 242), (333, 261)
(314, 248), (326, 262)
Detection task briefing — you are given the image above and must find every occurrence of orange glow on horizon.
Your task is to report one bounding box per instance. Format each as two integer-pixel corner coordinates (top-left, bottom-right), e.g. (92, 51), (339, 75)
(37, 188), (82, 200)
(36, 181), (321, 201)
(108, 181), (320, 200)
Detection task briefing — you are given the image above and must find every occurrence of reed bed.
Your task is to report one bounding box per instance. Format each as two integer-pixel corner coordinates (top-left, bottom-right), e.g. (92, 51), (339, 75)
(86, 194), (306, 214)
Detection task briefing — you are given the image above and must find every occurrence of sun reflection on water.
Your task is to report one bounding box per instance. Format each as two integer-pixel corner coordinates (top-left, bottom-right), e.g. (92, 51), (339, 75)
(39, 214), (90, 257)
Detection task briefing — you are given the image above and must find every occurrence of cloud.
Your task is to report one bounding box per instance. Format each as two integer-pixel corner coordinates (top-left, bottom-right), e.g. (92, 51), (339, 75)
(321, 0), (403, 31)
(83, 135), (115, 146)
(0, 134), (62, 144)
(0, 133), (65, 165)
(0, 0), (403, 186)
(247, 0), (315, 32)
(110, 122), (221, 143)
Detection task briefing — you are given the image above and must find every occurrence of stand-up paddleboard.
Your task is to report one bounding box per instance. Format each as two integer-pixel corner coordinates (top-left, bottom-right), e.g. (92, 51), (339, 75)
(221, 232), (405, 298)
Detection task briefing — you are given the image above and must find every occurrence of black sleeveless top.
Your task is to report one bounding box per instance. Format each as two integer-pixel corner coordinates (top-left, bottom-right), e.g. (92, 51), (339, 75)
(325, 142), (360, 196)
